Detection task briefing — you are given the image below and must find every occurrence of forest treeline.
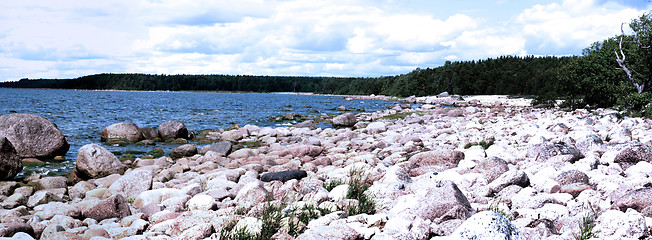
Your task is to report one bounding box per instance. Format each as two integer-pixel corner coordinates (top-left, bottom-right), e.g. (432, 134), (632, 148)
(2, 13), (650, 117)
(0, 55), (572, 97)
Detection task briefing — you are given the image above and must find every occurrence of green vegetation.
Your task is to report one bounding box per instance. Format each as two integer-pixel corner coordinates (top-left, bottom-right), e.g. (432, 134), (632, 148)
(323, 179), (344, 192)
(344, 168), (376, 215)
(464, 139), (495, 150)
(487, 197), (512, 221)
(379, 111), (426, 120)
(220, 201), (332, 239)
(3, 13), (649, 117)
(574, 203), (600, 240)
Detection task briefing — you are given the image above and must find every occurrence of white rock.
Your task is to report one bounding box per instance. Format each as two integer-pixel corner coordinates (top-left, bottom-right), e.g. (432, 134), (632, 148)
(186, 194), (215, 211)
(328, 185), (349, 202)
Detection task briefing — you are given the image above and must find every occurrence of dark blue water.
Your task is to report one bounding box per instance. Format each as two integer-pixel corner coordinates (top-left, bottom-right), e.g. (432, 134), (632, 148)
(0, 88), (396, 177)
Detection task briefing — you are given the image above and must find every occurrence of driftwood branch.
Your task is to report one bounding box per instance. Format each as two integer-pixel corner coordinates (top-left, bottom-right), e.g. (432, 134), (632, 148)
(614, 23), (645, 94)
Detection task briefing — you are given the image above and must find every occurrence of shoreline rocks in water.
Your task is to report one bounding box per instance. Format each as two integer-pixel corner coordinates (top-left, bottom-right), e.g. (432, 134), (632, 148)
(0, 96), (652, 239)
(0, 113), (69, 159)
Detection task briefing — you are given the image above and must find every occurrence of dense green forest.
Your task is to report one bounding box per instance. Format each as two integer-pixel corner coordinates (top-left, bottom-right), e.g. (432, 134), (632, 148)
(2, 13), (650, 116)
(0, 55), (574, 97)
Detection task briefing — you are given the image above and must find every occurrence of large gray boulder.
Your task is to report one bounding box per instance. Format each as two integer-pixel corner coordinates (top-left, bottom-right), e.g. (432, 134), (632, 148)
(332, 113), (357, 127)
(0, 113), (69, 158)
(0, 137), (22, 180)
(158, 120), (188, 140)
(76, 144), (126, 179)
(101, 122), (143, 142)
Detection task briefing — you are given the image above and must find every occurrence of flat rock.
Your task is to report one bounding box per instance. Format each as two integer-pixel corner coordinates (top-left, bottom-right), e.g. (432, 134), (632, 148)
(75, 144), (126, 179)
(33, 201), (81, 220)
(407, 150), (464, 177)
(297, 223), (361, 240)
(0, 113), (69, 158)
(204, 141), (232, 156)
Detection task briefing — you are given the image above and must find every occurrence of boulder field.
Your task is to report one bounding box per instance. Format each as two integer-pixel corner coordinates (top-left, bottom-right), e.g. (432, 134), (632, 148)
(1, 97), (652, 239)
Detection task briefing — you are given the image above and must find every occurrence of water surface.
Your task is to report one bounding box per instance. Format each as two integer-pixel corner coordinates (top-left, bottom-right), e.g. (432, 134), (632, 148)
(0, 88), (396, 177)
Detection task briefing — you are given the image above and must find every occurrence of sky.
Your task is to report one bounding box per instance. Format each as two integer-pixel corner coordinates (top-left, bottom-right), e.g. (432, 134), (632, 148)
(0, 0), (650, 82)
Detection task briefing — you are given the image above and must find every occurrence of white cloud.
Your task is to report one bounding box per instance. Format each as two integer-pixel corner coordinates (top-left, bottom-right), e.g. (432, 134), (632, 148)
(516, 0), (646, 54)
(0, 0), (649, 81)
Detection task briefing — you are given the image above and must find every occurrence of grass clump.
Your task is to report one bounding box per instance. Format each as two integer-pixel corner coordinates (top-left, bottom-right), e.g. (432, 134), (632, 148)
(344, 168), (376, 215)
(574, 203), (600, 240)
(487, 197), (512, 220)
(323, 179), (344, 192)
(219, 201), (332, 239)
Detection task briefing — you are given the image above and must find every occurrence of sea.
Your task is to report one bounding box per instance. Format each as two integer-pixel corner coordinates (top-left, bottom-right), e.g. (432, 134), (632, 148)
(0, 88), (398, 177)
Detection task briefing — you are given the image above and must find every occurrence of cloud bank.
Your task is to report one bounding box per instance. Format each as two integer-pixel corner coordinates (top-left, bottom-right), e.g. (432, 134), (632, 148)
(0, 0), (649, 81)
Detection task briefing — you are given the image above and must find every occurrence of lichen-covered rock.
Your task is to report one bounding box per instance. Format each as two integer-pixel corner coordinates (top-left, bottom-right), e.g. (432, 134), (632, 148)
(407, 150), (464, 177)
(158, 120), (188, 140)
(0, 137), (22, 180)
(474, 157), (509, 183)
(76, 144), (126, 179)
(613, 143), (652, 170)
(451, 211), (524, 240)
(101, 122), (143, 142)
(526, 142), (582, 162)
(0, 113), (69, 158)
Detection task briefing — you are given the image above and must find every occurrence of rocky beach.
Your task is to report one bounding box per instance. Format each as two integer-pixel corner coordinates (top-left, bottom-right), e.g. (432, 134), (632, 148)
(1, 94), (652, 240)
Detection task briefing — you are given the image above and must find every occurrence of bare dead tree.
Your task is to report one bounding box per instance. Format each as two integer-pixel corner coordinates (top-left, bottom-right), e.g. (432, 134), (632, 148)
(614, 23), (645, 94)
